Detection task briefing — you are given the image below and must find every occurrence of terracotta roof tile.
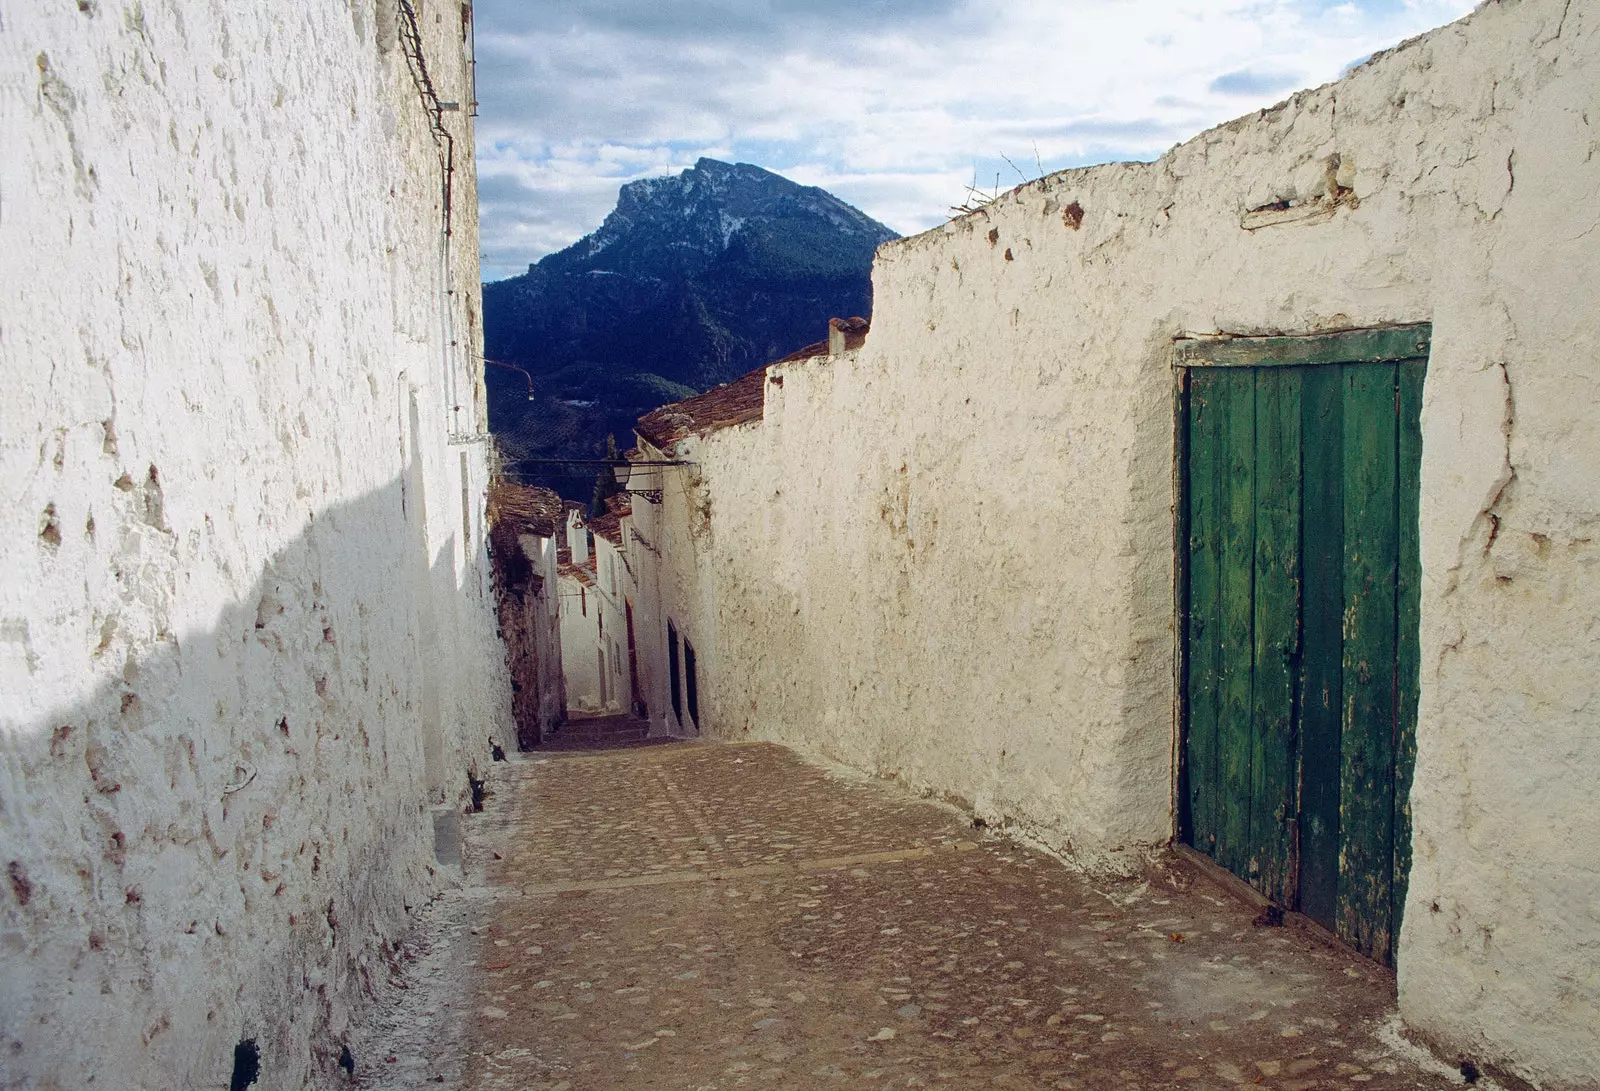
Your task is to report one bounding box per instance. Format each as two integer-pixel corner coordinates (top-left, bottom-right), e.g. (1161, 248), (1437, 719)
(586, 510), (624, 546)
(634, 320), (860, 450)
(774, 338), (829, 365)
(636, 364), (770, 450)
(557, 560), (595, 587)
(487, 480), (563, 538)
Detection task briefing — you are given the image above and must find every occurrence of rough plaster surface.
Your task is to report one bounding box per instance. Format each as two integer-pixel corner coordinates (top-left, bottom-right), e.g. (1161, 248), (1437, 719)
(630, 2), (1600, 1084)
(0, 2), (510, 1087)
(498, 533), (563, 747)
(557, 571), (605, 713)
(559, 531), (638, 717)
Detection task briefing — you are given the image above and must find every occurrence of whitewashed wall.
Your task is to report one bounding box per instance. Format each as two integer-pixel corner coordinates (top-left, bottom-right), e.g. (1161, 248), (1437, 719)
(635, 1), (1600, 1084)
(593, 535), (635, 714)
(623, 465), (682, 737)
(0, 2), (509, 1087)
(558, 570), (604, 713)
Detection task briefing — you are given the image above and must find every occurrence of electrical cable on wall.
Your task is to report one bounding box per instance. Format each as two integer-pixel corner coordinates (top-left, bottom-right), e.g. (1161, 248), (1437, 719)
(397, 0), (486, 447)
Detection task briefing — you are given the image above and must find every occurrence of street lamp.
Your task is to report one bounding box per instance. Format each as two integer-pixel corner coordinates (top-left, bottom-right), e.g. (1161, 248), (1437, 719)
(614, 461), (662, 504)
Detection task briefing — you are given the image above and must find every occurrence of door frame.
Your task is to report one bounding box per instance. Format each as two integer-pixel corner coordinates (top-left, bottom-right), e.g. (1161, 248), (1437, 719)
(1169, 323), (1431, 953)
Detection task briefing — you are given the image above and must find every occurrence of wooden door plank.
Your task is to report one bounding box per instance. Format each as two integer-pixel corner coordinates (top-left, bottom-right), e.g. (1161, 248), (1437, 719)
(1216, 368), (1258, 877)
(1250, 366), (1302, 904)
(1392, 358), (1426, 963)
(1175, 373), (1194, 847)
(1185, 371), (1224, 857)
(1174, 326), (1433, 369)
(1298, 364), (1344, 931)
(1338, 362), (1400, 962)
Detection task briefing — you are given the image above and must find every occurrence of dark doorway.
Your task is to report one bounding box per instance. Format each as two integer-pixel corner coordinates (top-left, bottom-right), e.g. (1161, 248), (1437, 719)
(668, 620), (682, 722)
(684, 638), (699, 729)
(625, 599), (644, 716)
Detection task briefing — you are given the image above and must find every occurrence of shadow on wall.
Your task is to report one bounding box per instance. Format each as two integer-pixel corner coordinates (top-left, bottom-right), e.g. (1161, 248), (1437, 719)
(0, 475), (493, 1089)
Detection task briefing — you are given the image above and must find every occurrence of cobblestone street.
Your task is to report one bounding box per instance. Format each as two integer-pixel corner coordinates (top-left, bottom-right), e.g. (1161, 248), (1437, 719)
(358, 741), (1477, 1090)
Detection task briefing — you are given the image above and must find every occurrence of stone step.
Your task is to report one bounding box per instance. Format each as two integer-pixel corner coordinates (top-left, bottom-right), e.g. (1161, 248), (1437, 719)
(536, 716), (651, 750)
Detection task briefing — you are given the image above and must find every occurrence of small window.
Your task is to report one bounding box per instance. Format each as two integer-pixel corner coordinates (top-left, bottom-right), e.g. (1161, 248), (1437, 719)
(580, 585), (586, 616)
(684, 638), (699, 727)
(667, 620), (682, 720)
(586, 530), (595, 556)
(598, 608), (603, 640)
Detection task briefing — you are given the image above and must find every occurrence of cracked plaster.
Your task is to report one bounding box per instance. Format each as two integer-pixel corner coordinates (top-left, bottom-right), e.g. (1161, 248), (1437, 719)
(629, 1), (1599, 1085)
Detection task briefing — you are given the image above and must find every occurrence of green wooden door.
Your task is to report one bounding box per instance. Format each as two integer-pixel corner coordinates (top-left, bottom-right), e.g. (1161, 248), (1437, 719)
(1179, 327), (1427, 967)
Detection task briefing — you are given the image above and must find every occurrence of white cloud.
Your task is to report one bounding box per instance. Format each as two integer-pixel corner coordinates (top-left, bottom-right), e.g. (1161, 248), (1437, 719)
(471, 0), (1478, 280)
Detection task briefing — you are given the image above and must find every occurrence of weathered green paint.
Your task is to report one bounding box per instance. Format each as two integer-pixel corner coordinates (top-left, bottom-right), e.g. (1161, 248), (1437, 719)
(1298, 364), (1345, 932)
(1216, 368), (1257, 877)
(1175, 371), (1195, 847)
(1392, 358), (1426, 965)
(1181, 325), (1427, 968)
(1185, 371), (1223, 854)
(1337, 363), (1400, 960)
(1174, 325), (1432, 370)
(1249, 366), (1301, 904)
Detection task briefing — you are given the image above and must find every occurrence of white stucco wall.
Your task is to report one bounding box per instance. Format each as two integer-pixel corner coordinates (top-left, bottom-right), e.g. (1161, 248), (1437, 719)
(621, 466), (680, 736)
(592, 535), (636, 714)
(558, 570), (604, 712)
(1, 3), (509, 1087)
(635, 1), (1599, 1084)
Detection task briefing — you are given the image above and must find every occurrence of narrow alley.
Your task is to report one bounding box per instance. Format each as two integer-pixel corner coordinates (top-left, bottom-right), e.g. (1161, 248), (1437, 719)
(355, 740), (1473, 1090)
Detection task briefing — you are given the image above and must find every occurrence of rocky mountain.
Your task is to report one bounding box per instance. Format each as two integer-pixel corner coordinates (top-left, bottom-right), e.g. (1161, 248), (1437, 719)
(482, 158), (898, 499)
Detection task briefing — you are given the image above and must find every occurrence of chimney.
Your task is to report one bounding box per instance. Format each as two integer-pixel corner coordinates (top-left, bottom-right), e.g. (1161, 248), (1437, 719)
(828, 316), (870, 357)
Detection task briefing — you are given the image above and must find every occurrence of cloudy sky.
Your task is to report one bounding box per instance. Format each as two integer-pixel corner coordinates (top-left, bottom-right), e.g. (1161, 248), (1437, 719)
(471, 0), (1476, 282)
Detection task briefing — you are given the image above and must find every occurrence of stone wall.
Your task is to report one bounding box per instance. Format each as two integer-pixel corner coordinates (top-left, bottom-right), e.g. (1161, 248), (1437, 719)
(493, 533), (563, 748)
(631, 1), (1600, 1084)
(0, 2), (510, 1087)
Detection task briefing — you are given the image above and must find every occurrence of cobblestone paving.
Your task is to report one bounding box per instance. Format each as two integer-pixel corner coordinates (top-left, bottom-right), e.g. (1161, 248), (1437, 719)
(361, 741), (1477, 1091)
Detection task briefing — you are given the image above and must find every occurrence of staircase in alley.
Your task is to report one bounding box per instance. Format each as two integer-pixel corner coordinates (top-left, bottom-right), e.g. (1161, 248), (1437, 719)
(535, 712), (653, 751)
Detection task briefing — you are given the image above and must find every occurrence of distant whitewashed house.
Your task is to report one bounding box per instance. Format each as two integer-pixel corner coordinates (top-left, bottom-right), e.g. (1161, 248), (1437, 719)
(558, 497), (641, 717)
(557, 507), (604, 712)
(628, 331), (835, 738)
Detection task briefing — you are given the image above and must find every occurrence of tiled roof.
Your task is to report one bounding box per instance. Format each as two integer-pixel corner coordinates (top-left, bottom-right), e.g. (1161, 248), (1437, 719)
(774, 338), (829, 365)
(633, 324), (849, 451)
(557, 560), (595, 587)
(587, 510), (624, 546)
(635, 364), (770, 450)
(487, 480), (564, 538)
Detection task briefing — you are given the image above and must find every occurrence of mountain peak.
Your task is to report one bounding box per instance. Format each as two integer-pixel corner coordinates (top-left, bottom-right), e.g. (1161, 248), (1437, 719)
(549, 160), (897, 278)
(483, 162), (898, 498)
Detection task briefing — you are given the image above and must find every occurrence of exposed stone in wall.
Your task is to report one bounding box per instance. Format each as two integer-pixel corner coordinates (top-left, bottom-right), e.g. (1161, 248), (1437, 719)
(495, 587), (562, 748)
(488, 483), (566, 747)
(630, 2), (1600, 1085)
(0, 2), (509, 1087)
